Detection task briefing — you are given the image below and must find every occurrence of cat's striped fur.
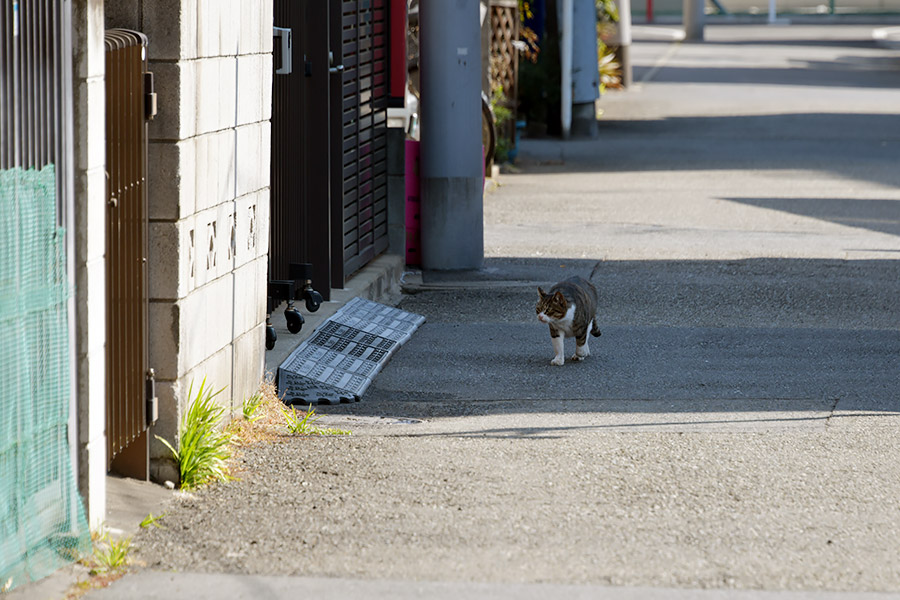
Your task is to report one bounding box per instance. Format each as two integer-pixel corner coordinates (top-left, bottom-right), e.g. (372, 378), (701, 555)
(536, 276), (601, 366)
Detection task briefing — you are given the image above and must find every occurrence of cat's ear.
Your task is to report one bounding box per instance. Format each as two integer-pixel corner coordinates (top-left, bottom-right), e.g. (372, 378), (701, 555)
(538, 287), (547, 299)
(553, 291), (566, 304)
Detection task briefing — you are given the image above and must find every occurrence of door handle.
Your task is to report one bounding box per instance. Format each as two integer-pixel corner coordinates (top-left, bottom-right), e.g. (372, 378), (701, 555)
(273, 27), (292, 75)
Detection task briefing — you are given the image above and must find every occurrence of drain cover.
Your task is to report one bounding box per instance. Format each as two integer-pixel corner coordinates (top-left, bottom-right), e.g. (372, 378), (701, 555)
(277, 298), (425, 405)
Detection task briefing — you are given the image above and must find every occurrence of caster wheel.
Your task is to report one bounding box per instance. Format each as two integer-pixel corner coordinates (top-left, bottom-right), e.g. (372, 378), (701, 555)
(285, 306), (305, 334)
(265, 323), (277, 350)
(304, 290), (323, 313)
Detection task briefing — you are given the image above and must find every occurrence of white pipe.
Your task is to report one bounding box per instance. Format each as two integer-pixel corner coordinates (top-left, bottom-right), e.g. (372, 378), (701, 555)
(561, 0), (573, 138)
(618, 0), (632, 46)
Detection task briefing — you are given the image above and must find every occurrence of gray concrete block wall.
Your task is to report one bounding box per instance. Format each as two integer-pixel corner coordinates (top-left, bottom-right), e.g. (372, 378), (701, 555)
(143, 0), (272, 472)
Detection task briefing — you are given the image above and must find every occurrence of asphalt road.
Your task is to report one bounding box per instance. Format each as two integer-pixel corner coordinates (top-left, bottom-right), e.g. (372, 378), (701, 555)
(87, 24), (900, 600)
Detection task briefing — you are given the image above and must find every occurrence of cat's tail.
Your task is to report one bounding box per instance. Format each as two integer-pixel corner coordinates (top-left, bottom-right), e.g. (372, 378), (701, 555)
(589, 262), (603, 337)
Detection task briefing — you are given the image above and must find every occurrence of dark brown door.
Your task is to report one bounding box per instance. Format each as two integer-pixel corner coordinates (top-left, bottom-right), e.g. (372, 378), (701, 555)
(271, 0), (333, 300)
(271, 0), (390, 298)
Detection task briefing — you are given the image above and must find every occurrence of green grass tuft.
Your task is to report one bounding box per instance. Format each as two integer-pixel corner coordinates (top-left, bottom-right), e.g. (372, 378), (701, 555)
(156, 378), (233, 490)
(280, 404), (351, 436)
(139, 513), (165, 529)
(90, 532), (132, 574)
(242, 392), (264, 422)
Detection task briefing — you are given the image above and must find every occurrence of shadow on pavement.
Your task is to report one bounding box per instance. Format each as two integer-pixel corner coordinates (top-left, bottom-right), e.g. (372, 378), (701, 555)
(723, 197), (900, 237)
(518, 113), (900, 190)
(634, 59), (900, 89)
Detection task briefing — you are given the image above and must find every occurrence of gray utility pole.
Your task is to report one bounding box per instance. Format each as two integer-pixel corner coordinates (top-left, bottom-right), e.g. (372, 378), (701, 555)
(684, 0), (705, 41)
(419, 0), (484, 271)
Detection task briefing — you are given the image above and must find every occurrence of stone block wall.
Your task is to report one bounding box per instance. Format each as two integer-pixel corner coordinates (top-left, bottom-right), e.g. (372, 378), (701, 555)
(108, 0), (273, 479)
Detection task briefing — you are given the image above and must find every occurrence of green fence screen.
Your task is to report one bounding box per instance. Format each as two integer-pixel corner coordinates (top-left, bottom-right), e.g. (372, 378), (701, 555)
(0, 166), (92, 591)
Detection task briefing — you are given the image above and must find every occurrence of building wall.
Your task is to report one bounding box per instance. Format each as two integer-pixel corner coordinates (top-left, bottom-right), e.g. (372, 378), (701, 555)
(106, 0), (273, 480)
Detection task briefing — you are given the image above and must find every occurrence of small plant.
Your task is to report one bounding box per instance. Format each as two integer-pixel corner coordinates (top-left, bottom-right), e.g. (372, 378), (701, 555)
(242, 392), (264, 422)
(90, 532), (132, 574)
(281, 404), (322, 434)
(598, 50), (622, 92)
(156, 378), (232, 490)
(139, 513), (164, 529)
(66, 531), (132, 598)
(280, 404), (351, 436)
(228, 379), (287, 445)
(597, 0), (623, 94)
(489, 79), (515, 163)
(518, 0), (541, 62)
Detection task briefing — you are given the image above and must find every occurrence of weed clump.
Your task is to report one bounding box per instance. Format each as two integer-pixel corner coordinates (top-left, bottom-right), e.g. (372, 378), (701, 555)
(156, 378), (232, 490)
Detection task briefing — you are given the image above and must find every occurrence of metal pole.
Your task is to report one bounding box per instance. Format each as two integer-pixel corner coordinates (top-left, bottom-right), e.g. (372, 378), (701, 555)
(419, 0), (484, 270)
(683, 0), (704, 41)
(560, 0), (574, 138)
(618, 0), (634, 87)
(768, 0), (776, 23)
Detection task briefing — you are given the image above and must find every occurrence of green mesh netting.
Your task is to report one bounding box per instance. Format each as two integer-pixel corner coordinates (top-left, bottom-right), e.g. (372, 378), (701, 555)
(0, 166), (92, 591)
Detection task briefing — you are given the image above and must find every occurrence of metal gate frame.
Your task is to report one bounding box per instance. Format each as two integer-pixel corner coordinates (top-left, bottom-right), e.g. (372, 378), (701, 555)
(104, 29), (157, 479)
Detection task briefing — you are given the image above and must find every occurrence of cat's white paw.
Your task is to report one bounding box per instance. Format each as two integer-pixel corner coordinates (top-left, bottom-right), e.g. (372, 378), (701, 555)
(570, 354), (584, 362)
(550, 356), (565, 366)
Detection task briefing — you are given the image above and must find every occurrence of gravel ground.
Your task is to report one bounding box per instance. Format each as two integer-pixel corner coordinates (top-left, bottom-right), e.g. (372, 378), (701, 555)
(132, 416), (900, 591)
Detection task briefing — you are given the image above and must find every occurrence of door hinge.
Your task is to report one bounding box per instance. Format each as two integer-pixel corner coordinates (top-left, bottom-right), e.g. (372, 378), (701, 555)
(146, 368), (158, 426)
(144, 71), (157, 121)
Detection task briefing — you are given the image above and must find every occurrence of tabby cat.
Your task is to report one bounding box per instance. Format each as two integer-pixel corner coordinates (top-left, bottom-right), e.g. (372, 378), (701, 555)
(536, 276), (601, 366)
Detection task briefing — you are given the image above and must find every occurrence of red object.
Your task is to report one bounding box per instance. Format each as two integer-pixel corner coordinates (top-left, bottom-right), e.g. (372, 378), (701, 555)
(405, 140), (421, 266)
(389, 0), (407, 104)
(647, 0), (654, 22)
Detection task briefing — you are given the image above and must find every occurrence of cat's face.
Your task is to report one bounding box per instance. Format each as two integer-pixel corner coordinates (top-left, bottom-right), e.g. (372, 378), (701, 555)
(536, 288), (568, 324)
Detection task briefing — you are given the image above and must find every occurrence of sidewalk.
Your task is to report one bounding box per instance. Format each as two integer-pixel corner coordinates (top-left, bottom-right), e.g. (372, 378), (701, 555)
(78, 23), (900, 599)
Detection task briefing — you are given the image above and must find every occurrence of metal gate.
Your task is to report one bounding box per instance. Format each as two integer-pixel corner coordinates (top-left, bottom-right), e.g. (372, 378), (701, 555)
(1, 0), (73, 214)
(330, 0), (390, 283)
(104, 29), (157, 479)
(0, 1), (93, 588)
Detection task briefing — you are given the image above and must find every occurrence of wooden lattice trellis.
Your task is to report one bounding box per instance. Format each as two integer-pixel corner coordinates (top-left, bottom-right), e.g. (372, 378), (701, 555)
(490, 0), (518, 154)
